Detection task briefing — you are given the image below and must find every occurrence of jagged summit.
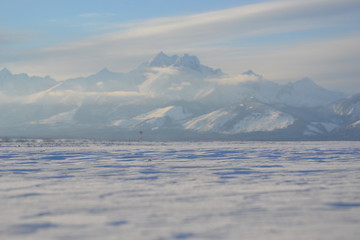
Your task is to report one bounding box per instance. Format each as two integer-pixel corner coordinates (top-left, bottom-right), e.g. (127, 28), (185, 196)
(98, 67), (111, 74)
(0, 67), (56, 96)
(242, 70), (262, 78)
(292, 77), (317, 86)
(149, 52), (178, 67)
(146, 52), (223, 76)
(174, 54), (201, 70)
(92, 67), (122, 78)
(287, 77), (333, 94)
(0, 67), (12, 76)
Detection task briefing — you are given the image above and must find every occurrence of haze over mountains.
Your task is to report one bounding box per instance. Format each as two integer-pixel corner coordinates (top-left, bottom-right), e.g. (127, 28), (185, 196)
(1, 52), (359, 140)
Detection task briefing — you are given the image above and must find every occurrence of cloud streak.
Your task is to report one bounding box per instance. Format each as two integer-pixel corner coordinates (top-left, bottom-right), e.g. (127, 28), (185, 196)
(78, 13), (102, 18)
(43, 0), (359, 50)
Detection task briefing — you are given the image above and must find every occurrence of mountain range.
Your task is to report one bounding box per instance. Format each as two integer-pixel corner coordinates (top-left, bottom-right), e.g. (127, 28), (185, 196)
(1, 52), (359, 141)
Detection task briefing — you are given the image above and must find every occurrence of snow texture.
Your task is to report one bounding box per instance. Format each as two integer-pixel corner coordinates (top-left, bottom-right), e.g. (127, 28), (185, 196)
(1, 141), (359, 240)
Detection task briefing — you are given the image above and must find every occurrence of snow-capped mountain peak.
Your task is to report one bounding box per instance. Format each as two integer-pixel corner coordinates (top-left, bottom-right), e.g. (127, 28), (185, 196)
(242, 70), (262, 78)
(148, 52), (202, 69)
(145, 52), (223, 76)
(292, 77), (319, 89)
(0, 68), (56, 96)
(174, 54), (201, 70)
(276, 77), (345, 107)
(97, 67), (112, 74)
(91, 67), (123, 79)
(148, 52), (179, 67)
(0, 67), (12, 77)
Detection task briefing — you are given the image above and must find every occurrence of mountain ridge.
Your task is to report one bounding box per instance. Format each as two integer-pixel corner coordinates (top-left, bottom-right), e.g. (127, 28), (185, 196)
(0, 52), (358, 140)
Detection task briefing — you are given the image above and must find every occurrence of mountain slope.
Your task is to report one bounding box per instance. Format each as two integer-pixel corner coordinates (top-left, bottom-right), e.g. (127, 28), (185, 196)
(276, 78), (345, 107)
(112, 105), (192, 130)
(53, 68), (143, 92)
(184, 102), (295, 134)
(330, 93), (360, 123)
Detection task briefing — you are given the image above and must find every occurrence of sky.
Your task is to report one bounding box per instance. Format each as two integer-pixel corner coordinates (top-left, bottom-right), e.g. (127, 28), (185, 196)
(1, 0), (360, 93)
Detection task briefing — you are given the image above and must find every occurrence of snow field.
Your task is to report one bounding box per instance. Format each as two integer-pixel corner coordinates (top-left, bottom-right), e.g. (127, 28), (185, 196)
(0, 141), (360, 239)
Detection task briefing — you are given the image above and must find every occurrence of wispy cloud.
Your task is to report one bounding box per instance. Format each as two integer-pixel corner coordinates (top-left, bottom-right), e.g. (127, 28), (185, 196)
(245, 34), (360, 91)
(208, 74), (261, 85)
(78, 12), (116, 19)
(0, 28), (32, 48)
(44, 0), (359, 51)
(78, 13), (102, 18)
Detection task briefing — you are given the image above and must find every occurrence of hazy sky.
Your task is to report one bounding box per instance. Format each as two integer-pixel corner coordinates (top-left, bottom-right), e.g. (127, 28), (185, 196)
(1, 0), (359, 93)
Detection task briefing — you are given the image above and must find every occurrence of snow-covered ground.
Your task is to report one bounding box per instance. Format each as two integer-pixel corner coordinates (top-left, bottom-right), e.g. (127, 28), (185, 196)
(1, 141), (359, 240)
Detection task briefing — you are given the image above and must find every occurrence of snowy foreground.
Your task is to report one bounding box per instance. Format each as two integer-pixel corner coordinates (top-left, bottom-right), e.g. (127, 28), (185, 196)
(1, 141), (360, 240)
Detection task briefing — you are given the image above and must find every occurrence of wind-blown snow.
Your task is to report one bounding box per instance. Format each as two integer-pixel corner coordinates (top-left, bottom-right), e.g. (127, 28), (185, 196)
(0, 141), (359, 240)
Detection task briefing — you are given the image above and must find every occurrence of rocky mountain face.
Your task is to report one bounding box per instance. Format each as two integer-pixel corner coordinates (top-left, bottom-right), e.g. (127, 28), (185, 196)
(0, 52), (358, 140)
